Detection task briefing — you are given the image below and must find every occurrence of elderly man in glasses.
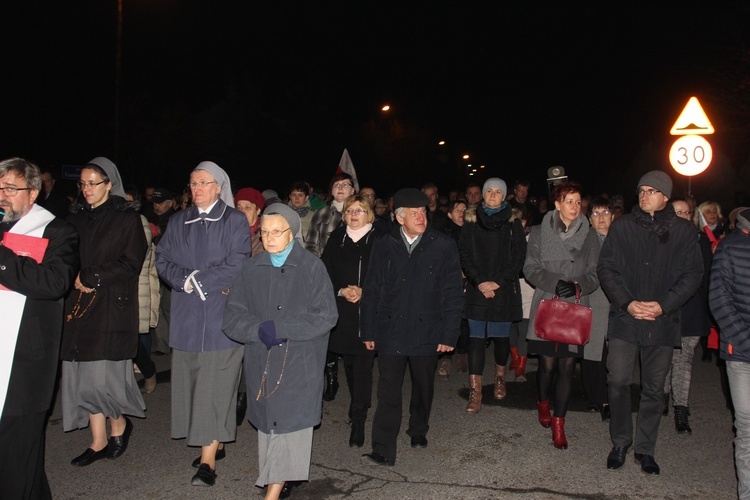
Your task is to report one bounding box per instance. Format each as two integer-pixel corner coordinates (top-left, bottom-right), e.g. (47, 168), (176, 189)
(598, 171), (703, 476)
(0, 157), (79, 499)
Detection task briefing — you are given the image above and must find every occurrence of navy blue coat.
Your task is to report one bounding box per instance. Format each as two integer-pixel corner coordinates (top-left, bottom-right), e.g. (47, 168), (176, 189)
(360, 226), (464, 356)
(156, 200), (252, 352)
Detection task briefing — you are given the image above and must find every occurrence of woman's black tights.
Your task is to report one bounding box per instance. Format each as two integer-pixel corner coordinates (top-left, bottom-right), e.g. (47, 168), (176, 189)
(468, 337), (510, 375)
(537, 355), (576, 417)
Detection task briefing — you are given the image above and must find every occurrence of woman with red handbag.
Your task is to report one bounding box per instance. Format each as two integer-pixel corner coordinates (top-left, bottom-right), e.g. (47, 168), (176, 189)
(524, 181), (601, 449)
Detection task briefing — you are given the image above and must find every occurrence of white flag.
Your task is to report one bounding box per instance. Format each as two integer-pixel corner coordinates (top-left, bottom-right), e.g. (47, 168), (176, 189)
(336, 149), (359, 192)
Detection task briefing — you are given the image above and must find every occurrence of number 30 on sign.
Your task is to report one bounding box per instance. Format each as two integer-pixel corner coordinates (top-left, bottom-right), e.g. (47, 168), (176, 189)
(669, 135), (712, 176)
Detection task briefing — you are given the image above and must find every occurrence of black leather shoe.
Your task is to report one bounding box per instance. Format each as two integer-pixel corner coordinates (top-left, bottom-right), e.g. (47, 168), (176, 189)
(279, 480), (299, 499)
(191, 463), (216, 486)
(361, 452), (393, 466)
(410, 435), (428, 448)
(71, 446), (109, 467)
(107, 417), (133, 459)
(606, 444), (630, 470)
(192, 447), (226, 468)
(634, 453), (660, 475)
(587, 404), (601, 412)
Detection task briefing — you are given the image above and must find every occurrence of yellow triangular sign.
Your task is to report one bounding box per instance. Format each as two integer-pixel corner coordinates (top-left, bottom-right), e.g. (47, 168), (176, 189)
(670, 97), (714, 135)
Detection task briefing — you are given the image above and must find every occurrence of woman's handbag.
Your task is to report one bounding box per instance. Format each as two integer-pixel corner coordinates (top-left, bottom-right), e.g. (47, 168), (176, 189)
(534, 283), (592, 346)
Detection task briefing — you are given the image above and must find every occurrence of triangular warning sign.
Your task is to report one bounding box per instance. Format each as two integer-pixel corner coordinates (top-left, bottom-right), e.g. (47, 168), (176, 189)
(670, 97), (714, 135)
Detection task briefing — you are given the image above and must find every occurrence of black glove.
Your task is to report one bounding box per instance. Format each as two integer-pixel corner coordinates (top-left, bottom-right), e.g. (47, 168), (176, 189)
(555, 280), (577, 298)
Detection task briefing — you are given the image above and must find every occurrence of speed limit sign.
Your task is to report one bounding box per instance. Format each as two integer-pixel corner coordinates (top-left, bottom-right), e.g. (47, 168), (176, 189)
(669, 97), (714, 176)
(669, 135), (712, 176)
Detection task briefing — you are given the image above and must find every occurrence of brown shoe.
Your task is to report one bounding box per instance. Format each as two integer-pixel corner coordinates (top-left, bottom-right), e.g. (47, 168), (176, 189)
(437, 358), (451, 378)
(494, 364), (507, 400)
(455, 353), (468, 373)
(466, 375), (482, 413)
(144, 374), (157, 394)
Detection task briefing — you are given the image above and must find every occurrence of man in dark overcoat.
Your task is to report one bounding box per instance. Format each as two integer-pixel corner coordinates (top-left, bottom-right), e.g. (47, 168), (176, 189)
(360, 188), (464, 466)
(598, 170), (702, 476)
(0, 158), (79, 499)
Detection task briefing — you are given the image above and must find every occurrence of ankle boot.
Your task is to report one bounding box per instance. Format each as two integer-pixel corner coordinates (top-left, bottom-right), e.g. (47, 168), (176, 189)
(494, 365), (507, 400)
(466, 375), (482, 413)
(537, 400), (552, 428)
(515, 356), (527, 382)
(674, 405), (692, 435)
(509, 347), (520, 371)
(323, 361), (339, 402)
(236, 392), (247, 426)
(552, 417), (568, 449)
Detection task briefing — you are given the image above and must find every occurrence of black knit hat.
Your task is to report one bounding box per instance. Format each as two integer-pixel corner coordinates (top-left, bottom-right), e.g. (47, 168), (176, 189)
(393, 188), (429, 209)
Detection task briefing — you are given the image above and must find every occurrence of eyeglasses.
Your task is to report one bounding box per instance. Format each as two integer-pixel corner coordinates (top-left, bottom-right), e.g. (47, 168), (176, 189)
(675, 210), (693, 217)
(591, 210), (612, 217)
(361, 193), (375, 199)
(77, 180), (106, 189)
(345, 209), (366, 216)
(637, 189), (661, 196)
(332, 182), (352, 189)
(188, 181), (217, 189)
(260, 228), (291, 238)
(0, 186), (32, 197)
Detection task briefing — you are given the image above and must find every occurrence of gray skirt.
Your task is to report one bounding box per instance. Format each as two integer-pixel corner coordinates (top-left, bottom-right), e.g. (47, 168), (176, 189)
(62, 359), (146, 432)
(171, 347), (243, 446)
(256, 427), (313, 487)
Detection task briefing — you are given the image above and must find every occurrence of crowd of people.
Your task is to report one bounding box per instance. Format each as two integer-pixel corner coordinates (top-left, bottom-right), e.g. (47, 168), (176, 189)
(1, 156), (749, 499)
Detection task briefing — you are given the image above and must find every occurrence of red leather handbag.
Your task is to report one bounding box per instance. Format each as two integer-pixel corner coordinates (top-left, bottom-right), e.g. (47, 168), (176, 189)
(534, 283), (592, 346)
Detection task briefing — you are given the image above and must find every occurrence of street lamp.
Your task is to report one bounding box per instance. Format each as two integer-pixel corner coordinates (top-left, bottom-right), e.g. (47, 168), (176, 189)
(381, 105), (390, 112)
(462, 154), (469, 160)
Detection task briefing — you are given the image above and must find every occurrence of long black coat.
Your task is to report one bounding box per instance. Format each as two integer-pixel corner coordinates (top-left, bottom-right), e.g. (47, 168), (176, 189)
(360, 226), (464, 356)
(459, 205), (526, 322)
(598, 206), (703, 347)
(681, 231), (713, 337)
(321, 225), (382, 355)
(0, 215), (78, 416)
(61, 196), (147, 361)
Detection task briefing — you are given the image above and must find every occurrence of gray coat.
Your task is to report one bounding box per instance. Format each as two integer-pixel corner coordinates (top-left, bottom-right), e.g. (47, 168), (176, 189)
(524, 211), (601, 355)
(222, 242), (338, 434)
(586, 234), (610, 361)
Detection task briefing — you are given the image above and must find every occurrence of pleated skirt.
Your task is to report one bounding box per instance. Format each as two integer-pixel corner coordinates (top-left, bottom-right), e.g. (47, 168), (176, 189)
(62, 359), (146, 432)
(255, 427), (313, 487)
(171, 347), (243, 446)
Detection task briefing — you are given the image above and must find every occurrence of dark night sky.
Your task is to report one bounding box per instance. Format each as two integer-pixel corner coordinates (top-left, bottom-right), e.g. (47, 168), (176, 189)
(1, 2), (748, 204)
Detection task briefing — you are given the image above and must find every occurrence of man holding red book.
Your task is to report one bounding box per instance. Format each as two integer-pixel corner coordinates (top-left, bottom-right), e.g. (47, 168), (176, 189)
(0, 157), (78, 499)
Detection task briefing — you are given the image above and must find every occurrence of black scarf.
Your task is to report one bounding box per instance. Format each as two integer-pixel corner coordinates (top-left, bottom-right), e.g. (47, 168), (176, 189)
(631, 203), (676, 243)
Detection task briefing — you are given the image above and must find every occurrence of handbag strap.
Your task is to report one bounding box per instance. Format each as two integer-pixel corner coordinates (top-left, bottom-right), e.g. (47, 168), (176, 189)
(574, 282), (582, 304)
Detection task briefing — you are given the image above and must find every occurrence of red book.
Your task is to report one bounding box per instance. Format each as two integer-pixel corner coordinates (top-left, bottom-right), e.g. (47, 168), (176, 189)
(0, 232), (49, 291)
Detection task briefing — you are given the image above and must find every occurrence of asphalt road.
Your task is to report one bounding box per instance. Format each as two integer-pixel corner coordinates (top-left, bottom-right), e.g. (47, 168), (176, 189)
(44, 349), (739, 499)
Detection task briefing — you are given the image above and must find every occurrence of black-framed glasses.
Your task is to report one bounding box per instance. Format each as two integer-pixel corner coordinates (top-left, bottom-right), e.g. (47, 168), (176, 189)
(637, 188), (661, 196)
(260, 228), (291, 238)
(0, 186), (32, 197)
(332, 182), (352, 189)
(77, 180), (107, 189)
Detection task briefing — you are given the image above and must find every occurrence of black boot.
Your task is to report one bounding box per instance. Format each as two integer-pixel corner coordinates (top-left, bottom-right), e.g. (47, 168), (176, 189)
(349, 405), (368, 448)
(674, 405), (692, 435)
(662, 393), (670, 416)
(323, 361), (339, 402)
(236, 392), (248, 426)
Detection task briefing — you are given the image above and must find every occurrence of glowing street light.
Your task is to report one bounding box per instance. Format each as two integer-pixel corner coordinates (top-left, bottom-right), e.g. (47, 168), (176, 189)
(480, 165), (486, 169)
(438, 140), (446, 146)
(462, 154), (470, 160)
(381, 105), (390, 112)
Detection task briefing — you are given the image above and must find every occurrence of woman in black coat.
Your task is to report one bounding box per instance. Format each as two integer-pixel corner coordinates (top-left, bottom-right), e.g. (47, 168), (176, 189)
(459, 178), (526, 413)
(61, 157), (148, 467)
(321, 194), (381, 448)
